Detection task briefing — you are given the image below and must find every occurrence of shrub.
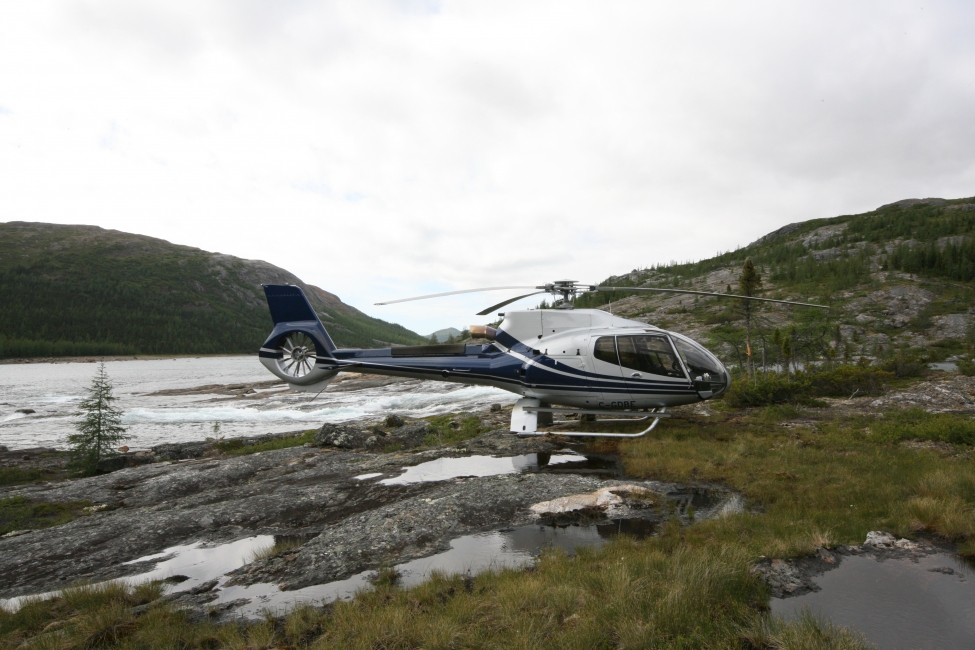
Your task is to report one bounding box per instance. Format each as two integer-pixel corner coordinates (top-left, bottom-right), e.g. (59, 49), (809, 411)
(879, 350), (928, 378)
(725, 365), (893, 407)
(957, 358), (975, 377)
(871, 408), (975, 446)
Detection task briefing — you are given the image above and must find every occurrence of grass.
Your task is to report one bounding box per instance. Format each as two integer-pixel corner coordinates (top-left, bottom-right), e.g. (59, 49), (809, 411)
(0, 467), (46, 487)
(9, 395), (975, 647)
(212, 430), (316, 456)
(422, 415), (485, 446)
(250, 536), (306, 562)
(0, 496), (91, 536)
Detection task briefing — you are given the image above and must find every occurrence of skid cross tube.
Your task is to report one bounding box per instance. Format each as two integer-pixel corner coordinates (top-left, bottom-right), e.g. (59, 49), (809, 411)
(517, 407), (667, 438)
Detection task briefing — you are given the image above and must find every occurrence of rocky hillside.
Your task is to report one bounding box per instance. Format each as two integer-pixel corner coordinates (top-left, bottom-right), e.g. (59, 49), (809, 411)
(575, 196), (975, 372)
(0, 222), (427, 358)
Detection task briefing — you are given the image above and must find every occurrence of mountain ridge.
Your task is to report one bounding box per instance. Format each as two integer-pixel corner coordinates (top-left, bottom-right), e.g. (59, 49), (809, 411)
(575, 195), (975, 372)
(0, 222), (427, 358)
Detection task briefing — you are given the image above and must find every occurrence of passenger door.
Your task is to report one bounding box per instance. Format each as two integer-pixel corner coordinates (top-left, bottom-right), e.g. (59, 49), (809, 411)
(616, 335), (690, 407)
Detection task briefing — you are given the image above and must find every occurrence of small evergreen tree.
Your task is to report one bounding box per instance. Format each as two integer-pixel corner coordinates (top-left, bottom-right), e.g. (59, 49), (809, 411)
(738, 258), (763, 380)
(68, 362), (128, 474)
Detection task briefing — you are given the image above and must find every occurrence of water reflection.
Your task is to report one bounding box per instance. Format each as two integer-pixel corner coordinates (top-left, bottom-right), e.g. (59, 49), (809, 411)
(771, 552), (975, 649)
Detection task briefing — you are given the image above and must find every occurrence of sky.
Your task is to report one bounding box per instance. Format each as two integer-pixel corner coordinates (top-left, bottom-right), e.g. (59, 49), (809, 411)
(2, 1), (975, 335)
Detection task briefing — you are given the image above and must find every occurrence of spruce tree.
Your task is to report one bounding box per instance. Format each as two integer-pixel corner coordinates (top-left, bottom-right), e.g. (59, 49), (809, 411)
(68, 362), (128, 474)
(738, 258), (763, 380)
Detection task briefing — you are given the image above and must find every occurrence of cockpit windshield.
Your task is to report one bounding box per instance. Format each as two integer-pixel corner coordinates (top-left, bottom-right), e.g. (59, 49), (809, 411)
(670, 334), (726, 386)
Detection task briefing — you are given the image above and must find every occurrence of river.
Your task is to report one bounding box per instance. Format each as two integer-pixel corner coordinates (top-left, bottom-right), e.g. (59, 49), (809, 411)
(0, 356), (516, 450)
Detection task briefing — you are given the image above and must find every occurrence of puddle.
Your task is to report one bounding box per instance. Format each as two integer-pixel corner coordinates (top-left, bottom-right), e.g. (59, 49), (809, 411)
(216, 519), (656, 618)
(771, 552), (975, 649)
(353, 472), (383, 481)
(535, 452), (623, 477)
(379, 452), (588, 485)
(0, 535), (274, 612)
(930, 361), (959, 372)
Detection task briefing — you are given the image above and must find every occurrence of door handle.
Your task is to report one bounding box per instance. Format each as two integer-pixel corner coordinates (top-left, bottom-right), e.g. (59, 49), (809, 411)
(630, 372), (642, 378)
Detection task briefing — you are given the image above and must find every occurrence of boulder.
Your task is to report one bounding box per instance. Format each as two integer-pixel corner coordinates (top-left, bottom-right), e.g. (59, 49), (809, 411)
(95, 454), (154, 473)
(314, 420), (429, 450)
(315, 423), (382, 449)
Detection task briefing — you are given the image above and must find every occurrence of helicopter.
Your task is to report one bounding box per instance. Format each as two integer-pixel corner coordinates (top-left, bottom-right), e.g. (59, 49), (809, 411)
(257, 281), (826, 438)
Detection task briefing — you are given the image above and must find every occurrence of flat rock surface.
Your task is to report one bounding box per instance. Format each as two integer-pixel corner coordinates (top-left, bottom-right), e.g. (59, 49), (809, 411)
(0, 430), (711, 600)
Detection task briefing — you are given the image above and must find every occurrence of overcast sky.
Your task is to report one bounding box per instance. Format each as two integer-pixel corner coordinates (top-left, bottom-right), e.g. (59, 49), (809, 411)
(2, 1), (975, 335)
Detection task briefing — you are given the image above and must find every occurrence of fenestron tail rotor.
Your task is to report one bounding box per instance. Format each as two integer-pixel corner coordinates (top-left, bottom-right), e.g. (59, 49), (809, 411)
(375, 280), (828, 314)
(276, 332), (318, 378)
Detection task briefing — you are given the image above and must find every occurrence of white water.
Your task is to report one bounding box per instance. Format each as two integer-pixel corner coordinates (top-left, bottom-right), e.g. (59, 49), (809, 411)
(0, 356), (516, 450)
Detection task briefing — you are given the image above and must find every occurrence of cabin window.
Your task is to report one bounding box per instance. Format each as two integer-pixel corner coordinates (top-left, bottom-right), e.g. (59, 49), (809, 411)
(616, 335), (685, 378)
(593, 336), (619, 366)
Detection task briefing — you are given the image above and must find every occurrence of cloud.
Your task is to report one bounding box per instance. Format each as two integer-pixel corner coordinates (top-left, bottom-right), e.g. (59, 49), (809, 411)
(1, 0), (975, 333)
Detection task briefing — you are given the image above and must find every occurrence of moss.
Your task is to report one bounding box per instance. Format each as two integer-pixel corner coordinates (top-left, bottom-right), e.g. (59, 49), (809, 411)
(0, 497), (91, 536)
(213, 430), (316, 456)
(422, 415), (484, 446)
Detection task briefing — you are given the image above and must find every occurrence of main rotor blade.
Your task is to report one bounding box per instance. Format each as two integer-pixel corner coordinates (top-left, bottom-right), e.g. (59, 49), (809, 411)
(593, 286), (828, 309)
(477, 291), (547, 316)
(375, 286), (539, 306)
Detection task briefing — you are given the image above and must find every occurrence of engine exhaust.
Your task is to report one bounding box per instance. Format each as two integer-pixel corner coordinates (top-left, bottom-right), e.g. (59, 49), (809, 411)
(469, 325), (497, 340)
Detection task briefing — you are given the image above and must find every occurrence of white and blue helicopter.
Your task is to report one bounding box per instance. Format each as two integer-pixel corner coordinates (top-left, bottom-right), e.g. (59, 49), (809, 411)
(258, 281), (826, 438)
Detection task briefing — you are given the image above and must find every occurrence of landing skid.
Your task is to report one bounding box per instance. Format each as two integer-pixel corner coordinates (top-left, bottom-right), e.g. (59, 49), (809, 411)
(510, 398), (668, 438)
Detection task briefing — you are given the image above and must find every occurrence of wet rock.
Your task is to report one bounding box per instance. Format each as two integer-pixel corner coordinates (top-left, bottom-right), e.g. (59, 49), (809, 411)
(163, 575), (190, 584)
(16, 408), (35, 414)
(751, 558), (807, 596)
(227, 473), (675, 591)
(188, 579), (219, 595)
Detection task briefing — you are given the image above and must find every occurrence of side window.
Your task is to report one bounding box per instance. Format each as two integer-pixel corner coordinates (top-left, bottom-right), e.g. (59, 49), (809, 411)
(593, 336), (619, 366)
(617, 335), (686, 378)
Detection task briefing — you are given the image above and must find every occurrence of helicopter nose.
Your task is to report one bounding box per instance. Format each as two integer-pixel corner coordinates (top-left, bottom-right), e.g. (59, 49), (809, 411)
(711, 362), (732, 398)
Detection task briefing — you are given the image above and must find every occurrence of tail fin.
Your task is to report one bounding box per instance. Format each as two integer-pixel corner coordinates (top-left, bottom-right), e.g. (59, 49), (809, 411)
(264, 284), (319, 324)
(261, 284), (337, 353)
(259, 284), (338, 388)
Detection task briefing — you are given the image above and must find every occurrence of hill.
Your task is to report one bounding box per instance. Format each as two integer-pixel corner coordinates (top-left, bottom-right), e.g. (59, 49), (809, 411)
(573, 195), (975, 372)
(426, 327), (462, 343)
(0, 222), (427, 358)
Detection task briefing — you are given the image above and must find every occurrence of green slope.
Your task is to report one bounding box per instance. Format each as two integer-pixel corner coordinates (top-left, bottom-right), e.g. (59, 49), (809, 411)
(0, 222), (427, 358)
(574, 196), (975, 371)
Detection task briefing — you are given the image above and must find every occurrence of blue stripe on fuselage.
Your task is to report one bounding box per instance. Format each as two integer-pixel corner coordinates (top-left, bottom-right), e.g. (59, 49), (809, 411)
(314, 343), (697, 398)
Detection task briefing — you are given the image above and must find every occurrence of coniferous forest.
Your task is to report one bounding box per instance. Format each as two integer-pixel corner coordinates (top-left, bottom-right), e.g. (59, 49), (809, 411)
(0, 222), (427, 359)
